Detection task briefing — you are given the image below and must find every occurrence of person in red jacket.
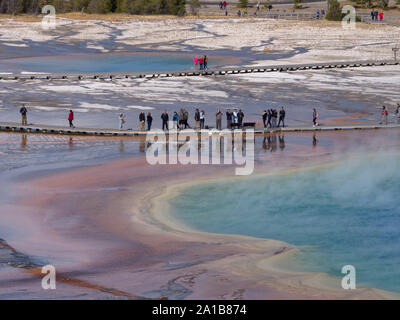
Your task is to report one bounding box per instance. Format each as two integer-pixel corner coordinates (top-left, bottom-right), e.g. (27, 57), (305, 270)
(379, 10), (384, 21)
(68, 110), (74, 128)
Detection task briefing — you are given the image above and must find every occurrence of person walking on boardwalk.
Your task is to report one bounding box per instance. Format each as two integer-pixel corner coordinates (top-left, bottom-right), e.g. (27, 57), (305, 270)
(278, 106), (286, 128)
(233, 108), (238, 126)
(396, 103), (400, 123)
(194, 108), (200, 129)
(266, 109), (272, 128)
(139, 111), (146, 131)
(178, 108), (184, 129)
(379, 10), (384, 21)
(147, 112), (153, 131)
(204, 56), (208, 69)
(379, 106), (388, 125)
(161, 110), (169, 131)
(193, 57), (199, 70)
(216, 109), (222, 130)
(226, 108), (233, 129)
(199, 57), (204, 70)
(272, 109), (278, 128)
(312, 108), (319, 127)
(68, 110), (74, 128)
(173, 111), (178, 129)
(200, 110), (205, 129)
(262, 110), (268, 128)
(183, 109), (190, 128)
(20, 104), (28, 126)
(119, 113), (126, 130)
(237, 109), (244, 127)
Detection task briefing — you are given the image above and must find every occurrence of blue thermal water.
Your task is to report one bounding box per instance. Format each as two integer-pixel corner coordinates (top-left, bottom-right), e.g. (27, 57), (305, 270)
(0, 53), (223, 73)
(170, 153), (400, 292)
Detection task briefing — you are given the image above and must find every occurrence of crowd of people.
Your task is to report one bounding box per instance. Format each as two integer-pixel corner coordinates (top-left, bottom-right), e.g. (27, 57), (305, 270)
(193, 56), (208, 70)
(262, 107), (286, 128)
(14, 103), (400, 131)
(371, 9), (384, 21)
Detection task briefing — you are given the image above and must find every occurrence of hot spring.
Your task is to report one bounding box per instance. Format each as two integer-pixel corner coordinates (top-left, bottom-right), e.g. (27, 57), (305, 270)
(0, 52), (226, 74)
(169, 152), (400, 293)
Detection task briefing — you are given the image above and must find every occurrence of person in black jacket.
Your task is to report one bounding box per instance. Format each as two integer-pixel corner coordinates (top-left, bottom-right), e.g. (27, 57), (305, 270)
(161, 110), (169, 131)
(262, 110), (268, 128)
(237, 109), (244, 127)
(147, 112), (153, 131)
(278, 107), (286, 128)
(139, 111), (146, 131)
(266, 109), (272, 128)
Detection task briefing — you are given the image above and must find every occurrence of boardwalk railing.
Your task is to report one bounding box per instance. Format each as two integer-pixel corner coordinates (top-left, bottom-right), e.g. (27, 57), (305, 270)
(1, 59), (398, 81)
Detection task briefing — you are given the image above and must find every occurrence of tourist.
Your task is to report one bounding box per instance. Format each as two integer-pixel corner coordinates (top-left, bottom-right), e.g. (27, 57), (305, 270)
(193, 57), (198, 70)
(204, 55), (208, 69)
(183, 109), (190, 128)
(238, 109), (244, 127)
(237, 10), (241, 17)
(271, 109), (278, 128)
(256, 1), (260, 11)
(219, 1), (223, 9)
(194, 108), (200, 129)
(225, 10), (228, 16)
(371, 10), (375, 21)
(262, 110), (268, 128)
(313, 108), (319, 127)
(223, 1), (226, 9)
(20, 104), (28, 126)
(139, 111), (146, 131)
(147, 112), (153, 131)
(119, 113), (125, 130)
(199, 57), (204, 70)
(395, 103), (400, 123)
(233, 108), (238, 126)
(226, 108), (233, 129)
(316, 10), (320, 19)
(200, 110), (205, 129)
(278, 106), (286, 127)
(173, 111), (179, 129)
(178, 108), (184, 129)
(161, 110), (169, 130)
(268, 4), (272, 11)
(379, 10), (384, 21)
(267, 109), (272, 128)
(68, 110), (74, 128)
(379, 106), (388, 125)
(216, 109), (222, 130)
(374, 10), (378, 21)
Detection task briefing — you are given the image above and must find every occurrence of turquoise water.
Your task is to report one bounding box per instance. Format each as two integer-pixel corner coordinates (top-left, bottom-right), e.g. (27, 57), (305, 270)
(170, 153), (400, 292)
(0, 53), (224, 73)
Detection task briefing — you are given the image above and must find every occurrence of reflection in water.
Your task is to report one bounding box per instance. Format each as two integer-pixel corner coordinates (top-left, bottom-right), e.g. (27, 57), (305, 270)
(313, 134), (319, 148)
(21, 134), (27, 150)
(262, 135), (281, 153)
(68, 137), (74, 150)
(119, 140), (125, 153)
(279, 135), (285, 151)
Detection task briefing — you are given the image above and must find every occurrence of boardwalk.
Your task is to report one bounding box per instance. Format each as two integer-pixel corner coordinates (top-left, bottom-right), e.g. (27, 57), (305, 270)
(2, 59), (399, 81)
(1, 121), (400, 137)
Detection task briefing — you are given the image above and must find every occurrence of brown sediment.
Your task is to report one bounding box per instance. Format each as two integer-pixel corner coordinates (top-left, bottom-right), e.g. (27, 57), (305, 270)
(325, 112), (372, 125)
(1, 131), (400, 299)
